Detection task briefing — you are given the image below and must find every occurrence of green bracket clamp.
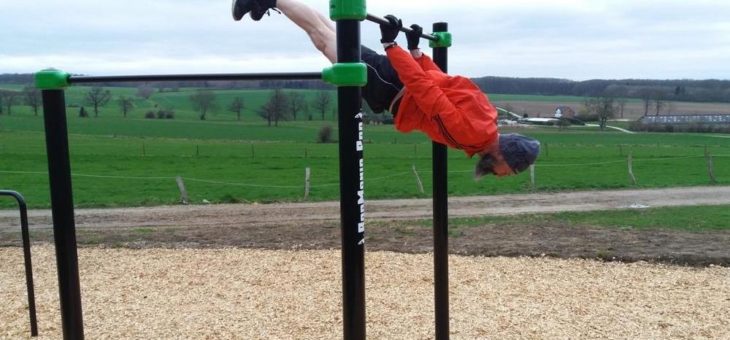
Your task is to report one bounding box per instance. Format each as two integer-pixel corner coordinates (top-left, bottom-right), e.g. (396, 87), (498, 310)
(429, 32), (453, 48)
(322, 63), (367, 87)
(34, 68), (70, 89)
(329, 0), (366, 20)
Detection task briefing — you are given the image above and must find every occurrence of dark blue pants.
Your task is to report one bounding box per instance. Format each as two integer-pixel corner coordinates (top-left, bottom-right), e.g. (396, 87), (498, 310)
(361, 46), (403, 114)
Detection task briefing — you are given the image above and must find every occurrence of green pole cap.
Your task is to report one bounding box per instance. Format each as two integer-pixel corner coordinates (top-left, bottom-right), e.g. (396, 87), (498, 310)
(329, 0), (366, 20)
(429, 32), (453, 48)
(35, 68), (70, 89)
(322, 63), (368, 87)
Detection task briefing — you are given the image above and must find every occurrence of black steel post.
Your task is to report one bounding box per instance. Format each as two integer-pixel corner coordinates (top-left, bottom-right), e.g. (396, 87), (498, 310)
(432, 22), (450, 340)
(0, 190), (38, 337)
(335, 19), (366, 340)
(41, 90), (84, 340)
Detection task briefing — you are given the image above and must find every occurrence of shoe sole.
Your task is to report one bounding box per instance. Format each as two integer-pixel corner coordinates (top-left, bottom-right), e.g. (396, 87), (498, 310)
(231, 0), (247, 21)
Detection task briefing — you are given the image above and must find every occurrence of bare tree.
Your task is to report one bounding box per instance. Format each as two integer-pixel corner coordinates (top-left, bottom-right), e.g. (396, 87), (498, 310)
(118, 96), (134, 118)
(22, 86), (41, 116)
(654, 98), (665, 116)
(0, 90), (18, 115)
(311, 90), (332, 120)
(288, 92), (307, 121)
(604, 85), (628, 119)
(615, 98), (627, 118)
(85, 86), (112, 117)
(638, 88), (653, 116)
(136, 85), (155, 100)
(189, 89), (217, 120)
(258, 88), (290, 127)
(584, 96), (616, 130)
(229, 97), (245, 121)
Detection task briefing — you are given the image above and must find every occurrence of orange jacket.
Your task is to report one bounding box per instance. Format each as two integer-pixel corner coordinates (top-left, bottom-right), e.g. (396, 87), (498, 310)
(386, 46), (498, 157)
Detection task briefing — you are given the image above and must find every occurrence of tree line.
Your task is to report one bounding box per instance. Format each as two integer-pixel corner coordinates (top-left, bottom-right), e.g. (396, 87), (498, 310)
(473, 77), (730, 103)
(0, 82), (340, 126)
(4, 73), (730, 103)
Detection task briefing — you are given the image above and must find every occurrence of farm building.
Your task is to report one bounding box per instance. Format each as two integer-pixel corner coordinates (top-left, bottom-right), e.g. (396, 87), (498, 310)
(640, 114), (730, 125)
(554, 106), (576, 118)
(634, 113), (730, 133)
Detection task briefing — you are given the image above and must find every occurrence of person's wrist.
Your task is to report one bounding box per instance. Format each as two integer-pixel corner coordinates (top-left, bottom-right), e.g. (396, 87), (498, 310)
(382, 41), (397, 50)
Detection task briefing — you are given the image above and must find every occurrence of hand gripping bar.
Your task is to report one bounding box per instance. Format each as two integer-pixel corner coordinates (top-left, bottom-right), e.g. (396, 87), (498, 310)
(365, 14), (439, 42)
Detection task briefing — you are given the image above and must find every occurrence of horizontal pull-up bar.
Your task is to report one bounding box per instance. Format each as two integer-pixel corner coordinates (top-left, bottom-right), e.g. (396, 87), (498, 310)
(68, 72), (323, 84)
(365, 14), (439, 42)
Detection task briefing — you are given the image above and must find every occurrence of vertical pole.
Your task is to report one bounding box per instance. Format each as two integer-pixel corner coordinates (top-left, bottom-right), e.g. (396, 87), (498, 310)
(0, 191), (38, 336)
(41, 89), (85, 340)
(18, 193), (38, 337)
(335, 20), (366, 340)
(432, 21), (450, 340)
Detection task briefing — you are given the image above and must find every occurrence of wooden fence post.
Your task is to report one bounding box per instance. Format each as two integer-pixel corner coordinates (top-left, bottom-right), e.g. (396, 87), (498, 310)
(628, 152), (637, 185)
(304, 167), (311, 199)
(412, 164), (425, 194)
(705, 149), (717, 184)
(530, 164), (536, 190)
(176, 176), (189, 204)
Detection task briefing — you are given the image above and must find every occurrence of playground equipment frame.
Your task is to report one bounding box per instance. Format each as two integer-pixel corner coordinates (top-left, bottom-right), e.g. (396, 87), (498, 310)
(35, 4), (451, 340)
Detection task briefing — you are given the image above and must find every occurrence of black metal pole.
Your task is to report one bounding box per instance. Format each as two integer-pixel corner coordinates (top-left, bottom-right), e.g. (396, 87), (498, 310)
(0, 190), (38, 337)
(40, 89), (85, 340)
(68, 72), (322, 84)
(365, 14), (439, 41)
(336, 19), (366, 340)
(432, 21), (450, 340)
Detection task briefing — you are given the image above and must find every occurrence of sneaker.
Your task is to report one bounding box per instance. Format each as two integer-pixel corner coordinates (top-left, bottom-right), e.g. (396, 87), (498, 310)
(232, 0), (278, 21)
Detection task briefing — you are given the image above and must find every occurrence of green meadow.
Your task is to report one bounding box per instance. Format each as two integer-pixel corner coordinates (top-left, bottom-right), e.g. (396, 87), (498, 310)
(1, 87), (729, 208)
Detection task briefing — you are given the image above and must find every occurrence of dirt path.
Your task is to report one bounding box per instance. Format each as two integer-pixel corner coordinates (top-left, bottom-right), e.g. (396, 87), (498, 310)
(2, 186), (729, 265)
(2, 186), (729, 229)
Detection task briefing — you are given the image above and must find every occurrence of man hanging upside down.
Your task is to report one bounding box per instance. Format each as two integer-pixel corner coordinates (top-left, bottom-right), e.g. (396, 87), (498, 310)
(232, 0), (540, 178)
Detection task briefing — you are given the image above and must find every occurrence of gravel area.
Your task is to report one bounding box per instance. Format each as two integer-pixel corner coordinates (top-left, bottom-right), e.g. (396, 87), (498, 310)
(3, 245), (729, 339)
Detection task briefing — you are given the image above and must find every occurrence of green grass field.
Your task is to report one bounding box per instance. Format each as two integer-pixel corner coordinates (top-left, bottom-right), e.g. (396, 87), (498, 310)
(1, 87), (729, 208)
(400, 204), (730, 233)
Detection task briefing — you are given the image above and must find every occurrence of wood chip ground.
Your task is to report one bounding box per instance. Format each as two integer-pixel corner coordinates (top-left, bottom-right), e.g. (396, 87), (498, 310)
(2, 245), (729, 339)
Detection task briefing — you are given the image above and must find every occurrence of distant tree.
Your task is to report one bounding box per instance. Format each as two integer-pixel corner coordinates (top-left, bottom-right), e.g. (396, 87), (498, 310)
(85, 86), (112, 117)
(615, 98), (627, 118)
(638, 88), (653, 116)
(22, 86), (41, 116)
(0, 90), (18, 115)
(317, 125), (334, 143)
(118, 96), (134, 118)
(557, 117), (571, 130)
(189, 89), (217, 120)
(258, 88), (290, 127)
(136, 85), (155, 100)
(584, 96), (616, 130)
(288, 92), (307, 120)
(229, 97), (245, 121)
(604, 86), (628, 119)
(654, 98), (665, 116)
(311, 91), (332, 120)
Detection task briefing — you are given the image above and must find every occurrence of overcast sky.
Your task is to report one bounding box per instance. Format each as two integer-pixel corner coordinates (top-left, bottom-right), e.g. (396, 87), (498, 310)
(2, 0), (729, 80)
